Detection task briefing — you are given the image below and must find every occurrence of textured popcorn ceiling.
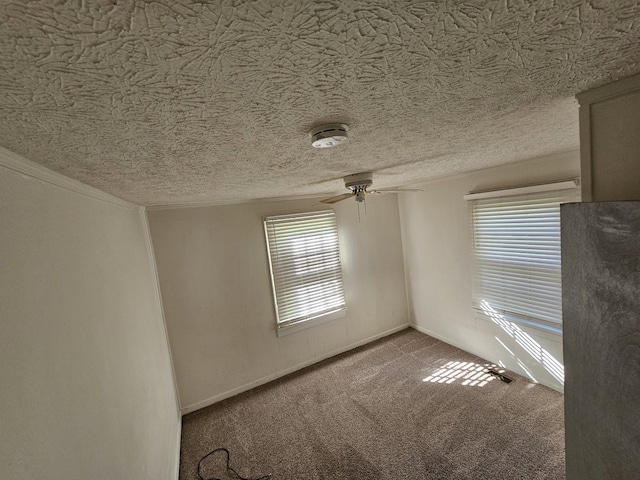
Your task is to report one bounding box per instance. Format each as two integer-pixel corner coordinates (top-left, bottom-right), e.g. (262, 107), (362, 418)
(1, 1), (639, 206)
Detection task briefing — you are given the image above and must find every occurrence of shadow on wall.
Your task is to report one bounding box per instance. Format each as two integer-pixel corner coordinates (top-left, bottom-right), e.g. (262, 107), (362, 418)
(480, 300), (564, 385)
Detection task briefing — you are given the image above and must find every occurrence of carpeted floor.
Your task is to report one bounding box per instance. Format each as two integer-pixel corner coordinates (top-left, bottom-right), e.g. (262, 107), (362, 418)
(180, 328), (565, 479)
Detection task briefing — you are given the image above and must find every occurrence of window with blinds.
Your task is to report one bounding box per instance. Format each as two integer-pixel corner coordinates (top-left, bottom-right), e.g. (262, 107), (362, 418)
(470, 188), (578, 333)
(264, 210), (346, 334)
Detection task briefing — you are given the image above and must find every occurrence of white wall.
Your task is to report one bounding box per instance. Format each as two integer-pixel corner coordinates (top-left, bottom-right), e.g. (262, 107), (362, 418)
(398, 151), (580, 392)
(0, 151), (181, 479)
(147, 194), (409, 413)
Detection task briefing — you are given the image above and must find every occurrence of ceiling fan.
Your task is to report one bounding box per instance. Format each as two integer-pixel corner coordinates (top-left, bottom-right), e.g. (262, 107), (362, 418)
(320, 172), (422, 204)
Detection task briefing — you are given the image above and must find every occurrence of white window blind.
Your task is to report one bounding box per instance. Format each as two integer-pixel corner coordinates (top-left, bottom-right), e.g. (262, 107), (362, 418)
(471, 188), (578, 333)
(264, 210), (346, 332)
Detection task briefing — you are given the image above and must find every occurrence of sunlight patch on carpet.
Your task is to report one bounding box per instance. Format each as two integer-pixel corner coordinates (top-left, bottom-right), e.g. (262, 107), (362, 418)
(423, 361), (497, 387)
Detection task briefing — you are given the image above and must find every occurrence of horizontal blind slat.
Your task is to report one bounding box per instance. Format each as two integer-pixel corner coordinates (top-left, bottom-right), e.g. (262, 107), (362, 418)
(471, 188), (579, 330)
(265, 210), (346, 326)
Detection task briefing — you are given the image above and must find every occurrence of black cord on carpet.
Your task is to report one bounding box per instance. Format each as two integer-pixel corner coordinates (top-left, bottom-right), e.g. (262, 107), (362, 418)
(197, 447), (272, 480)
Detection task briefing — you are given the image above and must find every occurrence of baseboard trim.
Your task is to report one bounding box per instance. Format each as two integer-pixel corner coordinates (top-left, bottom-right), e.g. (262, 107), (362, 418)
(410, 322), (519, 371)
(409, 324), (468, 352)
(410, 323), (524, 375)
(181, 323), (410, 415)
(409, 323), (564, 393)
(0, 145), (138, 209)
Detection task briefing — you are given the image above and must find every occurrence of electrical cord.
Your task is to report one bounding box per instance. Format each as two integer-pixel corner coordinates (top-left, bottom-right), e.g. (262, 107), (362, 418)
(197, 447), (272, 480)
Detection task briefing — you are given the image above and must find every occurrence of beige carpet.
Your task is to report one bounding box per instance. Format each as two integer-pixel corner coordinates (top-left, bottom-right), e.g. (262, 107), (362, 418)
(180, 328), (565, 479)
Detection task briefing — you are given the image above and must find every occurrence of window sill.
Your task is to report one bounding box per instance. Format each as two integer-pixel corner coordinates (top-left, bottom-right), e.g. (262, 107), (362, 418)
(276, 308), (346, 337)
(473, 309), (563, 342)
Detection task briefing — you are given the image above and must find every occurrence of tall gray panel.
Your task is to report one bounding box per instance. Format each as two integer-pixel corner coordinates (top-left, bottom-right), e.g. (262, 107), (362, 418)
(562, 202), (640, 480)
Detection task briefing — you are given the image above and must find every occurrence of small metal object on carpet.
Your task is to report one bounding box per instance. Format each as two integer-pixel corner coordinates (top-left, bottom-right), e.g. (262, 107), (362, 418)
(486, 369), (514, 384)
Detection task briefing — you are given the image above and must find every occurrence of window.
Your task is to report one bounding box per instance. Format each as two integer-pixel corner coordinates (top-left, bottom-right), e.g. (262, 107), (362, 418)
(264, 210), (346, 335)
(468, 182), (579, 333)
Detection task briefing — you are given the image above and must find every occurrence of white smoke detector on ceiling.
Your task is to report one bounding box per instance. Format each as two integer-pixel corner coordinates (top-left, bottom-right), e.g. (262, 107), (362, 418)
(310, 123), (348, 148)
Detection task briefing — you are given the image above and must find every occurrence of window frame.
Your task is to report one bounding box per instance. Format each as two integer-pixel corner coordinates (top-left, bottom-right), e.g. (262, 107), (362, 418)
(263, 210), (346, 336)
(468, 181), (580, 334)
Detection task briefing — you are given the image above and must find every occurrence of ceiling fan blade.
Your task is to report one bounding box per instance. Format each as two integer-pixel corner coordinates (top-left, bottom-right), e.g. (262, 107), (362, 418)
(368, 188), (423, 195)
(320, 193), (354, 204)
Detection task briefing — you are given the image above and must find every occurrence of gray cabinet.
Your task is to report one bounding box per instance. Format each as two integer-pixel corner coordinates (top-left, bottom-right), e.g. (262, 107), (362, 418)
(562, 201), (640, 480)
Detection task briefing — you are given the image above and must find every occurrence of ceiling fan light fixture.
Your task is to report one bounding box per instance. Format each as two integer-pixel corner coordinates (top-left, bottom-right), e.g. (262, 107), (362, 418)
(319, 171), (422, 205)
(344, 171), (373, 191)
(310, 123), (348, 148)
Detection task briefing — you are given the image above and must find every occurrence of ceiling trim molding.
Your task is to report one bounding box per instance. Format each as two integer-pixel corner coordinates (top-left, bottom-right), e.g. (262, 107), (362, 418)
(0, 146), (139, 210)
(145, 193), (330, 211)
(576, 73), (640, 105)
(396, 149), (582, 191)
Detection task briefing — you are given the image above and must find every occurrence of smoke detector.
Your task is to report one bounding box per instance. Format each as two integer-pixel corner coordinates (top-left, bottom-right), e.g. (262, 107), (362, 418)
(310, 124), (348, 148)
